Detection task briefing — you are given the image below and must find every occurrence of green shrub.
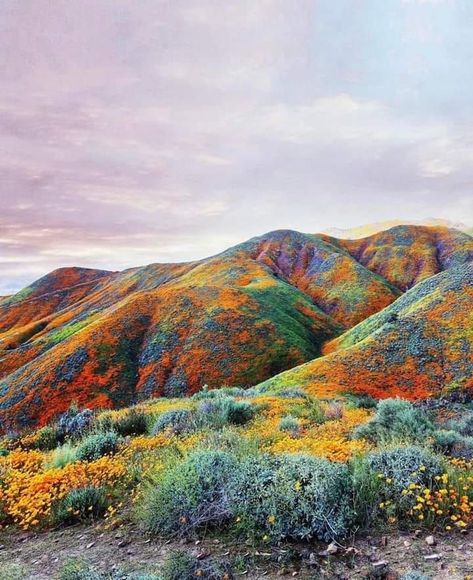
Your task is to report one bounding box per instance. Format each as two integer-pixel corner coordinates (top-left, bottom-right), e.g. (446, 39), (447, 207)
(433, 430), (473, 459)
(400, 572), (429, 580)
(54, 486), (108, 525)
(231, 453), (353, 542)
(34, 424), (63, 450)
(139, 450), (238, 536)
(0, 447), (9, 457)
(449, 412), (473, 437)
(59, 558), (103, 580)
(198, 428), (260, 459)
(152, 409), (192, 435)
(343, 392), (377, 409)
(2, 563), (27, 580)
(353, 399), (433, 444)
(299, 394), (326, 424)
(273, 387), (306, 399)
(367, 446), (443, 493)
(151, 398), (255, 436)
(76, 431), (120, 461)
(350, 455), (383, 529)
(196, 397), (255, 428)
(111, 409), (149, 436)
(46, 442), (78, 469)
(192, 385), (247, 400)
(279, 415), (301, 436)
(160, 550), (233, 580)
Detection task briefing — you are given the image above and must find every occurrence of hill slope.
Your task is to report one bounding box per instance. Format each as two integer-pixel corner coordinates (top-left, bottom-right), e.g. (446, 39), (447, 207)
(0, 225), (471, 429)
(260, 263), (473, 400)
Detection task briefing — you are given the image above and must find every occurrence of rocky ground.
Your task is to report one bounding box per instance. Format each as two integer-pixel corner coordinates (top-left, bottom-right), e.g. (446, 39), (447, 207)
(1, 524), (473, 579)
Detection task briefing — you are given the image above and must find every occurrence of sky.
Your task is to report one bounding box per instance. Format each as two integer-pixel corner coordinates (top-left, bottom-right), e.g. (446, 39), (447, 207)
(1, 0), (473, 294)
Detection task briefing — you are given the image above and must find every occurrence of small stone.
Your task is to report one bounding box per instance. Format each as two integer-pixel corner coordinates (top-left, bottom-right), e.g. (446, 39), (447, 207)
(326, 542), (338, 555)
(117, 539), (130, 548)
(86, 542), (95, 549)
(424, 553), (441, 561)
(381, 536), (388, 547)
(372, 560), (388, 568)
(425, 535), (436, 546)
(414, 530), (422, 537)
(404, 541), (411, 548)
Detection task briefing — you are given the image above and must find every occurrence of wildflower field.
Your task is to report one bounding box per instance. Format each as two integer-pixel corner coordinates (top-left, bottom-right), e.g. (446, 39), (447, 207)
(1, 387), (473, 551)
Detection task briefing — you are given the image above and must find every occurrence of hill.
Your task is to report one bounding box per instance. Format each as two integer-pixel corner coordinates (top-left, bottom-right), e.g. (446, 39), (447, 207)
(260, 263), (473, 399)
(0, 225), (471, 429)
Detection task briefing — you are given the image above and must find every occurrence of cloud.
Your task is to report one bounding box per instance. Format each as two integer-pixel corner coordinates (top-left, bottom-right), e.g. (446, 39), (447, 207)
(0, 0), (472, 293)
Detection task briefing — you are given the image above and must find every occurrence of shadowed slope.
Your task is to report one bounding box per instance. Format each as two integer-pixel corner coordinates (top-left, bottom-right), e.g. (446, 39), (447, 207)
(259, 263), (473, 400)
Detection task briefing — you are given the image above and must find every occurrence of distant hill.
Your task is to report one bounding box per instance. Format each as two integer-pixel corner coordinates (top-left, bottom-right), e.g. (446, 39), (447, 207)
(0, 225), (471, 429)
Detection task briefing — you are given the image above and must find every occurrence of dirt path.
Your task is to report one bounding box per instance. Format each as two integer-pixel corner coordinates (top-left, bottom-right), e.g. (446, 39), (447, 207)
(1, 524), (473, 579)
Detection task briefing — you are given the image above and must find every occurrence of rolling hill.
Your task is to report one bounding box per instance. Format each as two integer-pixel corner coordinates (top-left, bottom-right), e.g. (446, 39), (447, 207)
(0, 225), (472, 429)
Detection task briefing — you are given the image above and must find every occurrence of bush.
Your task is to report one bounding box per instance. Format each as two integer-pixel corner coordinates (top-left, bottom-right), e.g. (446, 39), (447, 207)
(192, 385), (247, 400)
(152, 409), (193, 435)
(151, 398), (255, 436)
(273, 387), (306, 399)
(353, 399), (433, 444)
(279, 416), (301, 436)
(59, 559), (104, 580)
(231, 453), (353, 542)
(196, 397), (255, 428)
(351, 455), (383, 529)
(76, 431), (120, 461)
(58, 408), (94, 440)
(160, 550), (233, 580)
(34, 424), (63, 450)
(400, 572), (429, 580)
(433, 430), (473, 459)
(324, 401), (343, 420)
(139, 450), (238, 536)
(46, 442), (78, 469)
(54, 486), (108, 525)
(367, 446), (443, 493)
(449, 412), (473, 437)
(343, 393), (377, 409)
(97, 408), (148, 437)
(2, 563), (27, 580)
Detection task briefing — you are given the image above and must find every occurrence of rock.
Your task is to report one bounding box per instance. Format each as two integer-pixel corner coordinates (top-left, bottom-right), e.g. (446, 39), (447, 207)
(381, 536), (388, 547)
(425, 535), (436, 546)
(424, 553), (441, 561)
(403, 541), (411, 548)
(372, 560), (388, 568)
(86, 542), (95, 549)
(117, 539), (131, 548)
(326, 542), (338, 555)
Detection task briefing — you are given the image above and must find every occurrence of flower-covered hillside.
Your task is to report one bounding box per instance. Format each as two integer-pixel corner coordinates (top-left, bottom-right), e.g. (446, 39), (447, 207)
(0, 225), (471, 430)
(260, 263), (473, 400)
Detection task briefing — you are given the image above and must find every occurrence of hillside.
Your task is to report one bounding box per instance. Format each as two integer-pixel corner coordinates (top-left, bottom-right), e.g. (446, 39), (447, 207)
(260, 263), (473, 399)
(0, 225), (472, 429)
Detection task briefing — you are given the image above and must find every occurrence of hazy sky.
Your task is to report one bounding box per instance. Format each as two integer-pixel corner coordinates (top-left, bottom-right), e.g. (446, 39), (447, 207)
(1, 0), (473, 293)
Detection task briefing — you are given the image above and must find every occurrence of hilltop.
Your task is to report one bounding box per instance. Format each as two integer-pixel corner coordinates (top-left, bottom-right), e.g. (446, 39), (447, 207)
(0, 224), (472, 429)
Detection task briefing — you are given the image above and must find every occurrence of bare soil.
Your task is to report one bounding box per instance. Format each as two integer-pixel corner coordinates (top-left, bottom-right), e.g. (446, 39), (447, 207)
(1, 524), (473, 579)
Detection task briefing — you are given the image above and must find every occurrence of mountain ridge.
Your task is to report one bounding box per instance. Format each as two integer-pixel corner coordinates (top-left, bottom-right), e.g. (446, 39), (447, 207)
(0, 224), (472, 430)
